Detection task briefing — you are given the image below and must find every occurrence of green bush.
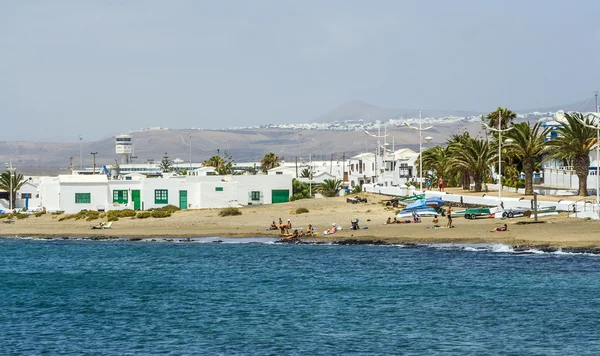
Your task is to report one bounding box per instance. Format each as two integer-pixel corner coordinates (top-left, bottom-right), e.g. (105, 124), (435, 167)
(218, 207), (242, 217)
(119, 209), (137, 217)
(136, 212), (152, 219)
(515, 179), (526, 189)
(14, 213), (29, 220)
(0, 214), (7, 219)
(151, 210), (172, 218)
(52, 211), (64, 215)
(295, 207), (309, 214)
(147, 205), (181, 213)
(107, 216), (119, 222)
(351, 185), (363, 194)
(34, 211), (45, 217)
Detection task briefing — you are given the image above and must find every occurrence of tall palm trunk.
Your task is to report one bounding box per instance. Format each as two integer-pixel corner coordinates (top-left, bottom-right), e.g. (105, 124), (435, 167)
(574, 155), (590, 196)
(523, 157), (534, 195)
(461, 170), (470, 190)
(473, 173), (483, 192)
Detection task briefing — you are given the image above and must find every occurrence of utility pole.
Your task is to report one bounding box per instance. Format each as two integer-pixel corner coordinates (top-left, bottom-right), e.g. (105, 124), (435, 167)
(189, 134), (192, 172)
(91, 152), (98, 174)
(79, 135), (83, 170)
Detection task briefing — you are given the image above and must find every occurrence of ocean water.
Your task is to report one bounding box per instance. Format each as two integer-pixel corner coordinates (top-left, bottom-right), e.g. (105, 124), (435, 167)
(2, 238), (600, 355)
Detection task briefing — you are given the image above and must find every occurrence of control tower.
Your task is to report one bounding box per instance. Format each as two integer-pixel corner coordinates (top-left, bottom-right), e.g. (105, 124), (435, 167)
(115, 134), (133, 164)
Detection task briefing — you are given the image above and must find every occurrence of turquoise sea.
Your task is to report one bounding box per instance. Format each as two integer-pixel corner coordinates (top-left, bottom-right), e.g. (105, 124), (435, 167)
(2, 237), (600, 355)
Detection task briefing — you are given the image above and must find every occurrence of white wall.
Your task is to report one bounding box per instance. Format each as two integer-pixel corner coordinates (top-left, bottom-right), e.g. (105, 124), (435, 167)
(38, 177), (61, 212)
(37, 173), (294, 213)
(60, 183), (110, 213)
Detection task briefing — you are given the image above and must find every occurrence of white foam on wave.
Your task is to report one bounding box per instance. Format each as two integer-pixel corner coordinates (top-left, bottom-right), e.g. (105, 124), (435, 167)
(489, 244), (515, 253)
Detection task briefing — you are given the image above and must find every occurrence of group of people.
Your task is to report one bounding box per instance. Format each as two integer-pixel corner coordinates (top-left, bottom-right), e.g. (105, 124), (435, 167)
(426, 177), (446, 192)
(431, 206), (453, 228)
(269, 218), (316, 240)
(386, 213), (421, 225)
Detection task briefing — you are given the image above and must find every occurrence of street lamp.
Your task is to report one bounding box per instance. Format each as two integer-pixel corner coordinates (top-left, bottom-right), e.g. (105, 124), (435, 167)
(575, 112), (600, 210)
(363, 121), (389, 184)
(298, 131), (303, 163)
(79, 135), (83, 170)
(405, 111), (433, 192)
(482, 111), (514, 203)
(5, 160), (15, 211)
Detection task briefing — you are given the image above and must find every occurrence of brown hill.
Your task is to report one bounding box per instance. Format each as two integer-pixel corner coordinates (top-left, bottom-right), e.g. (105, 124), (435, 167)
(0, 122), (486, 175)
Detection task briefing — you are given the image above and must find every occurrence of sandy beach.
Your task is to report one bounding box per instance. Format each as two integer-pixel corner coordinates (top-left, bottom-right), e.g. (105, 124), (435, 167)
(2, 189), (600, 251)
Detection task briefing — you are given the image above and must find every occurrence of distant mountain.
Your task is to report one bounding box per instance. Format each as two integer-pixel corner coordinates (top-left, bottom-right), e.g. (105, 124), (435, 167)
(1, 98), (595, 173)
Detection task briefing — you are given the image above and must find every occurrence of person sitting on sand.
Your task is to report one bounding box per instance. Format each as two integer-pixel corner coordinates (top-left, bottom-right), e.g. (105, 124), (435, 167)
(432, 215), (440, 227)
(386, 217), (392, 225)
(491, 224), (508, 232)
(412, 212), (421, 223)
(269, 221), (278, 230)
(301, 224), (314, 237)
(324, 223), (337, 235)
(392, 217), (398, 224)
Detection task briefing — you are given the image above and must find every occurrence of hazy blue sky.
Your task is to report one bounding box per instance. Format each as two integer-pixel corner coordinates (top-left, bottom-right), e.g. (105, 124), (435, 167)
(2, 0), (599, 141)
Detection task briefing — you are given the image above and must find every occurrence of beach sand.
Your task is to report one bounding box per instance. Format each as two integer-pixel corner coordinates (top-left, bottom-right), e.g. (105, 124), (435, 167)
(2, 189), (600, 250)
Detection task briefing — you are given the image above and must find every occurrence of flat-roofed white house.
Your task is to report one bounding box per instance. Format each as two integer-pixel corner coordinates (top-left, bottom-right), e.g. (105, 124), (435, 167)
(36, 173), (293, 213)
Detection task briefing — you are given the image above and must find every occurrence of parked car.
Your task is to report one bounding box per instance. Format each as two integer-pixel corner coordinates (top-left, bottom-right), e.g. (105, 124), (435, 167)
(501, 208), (531, 218)
(454, 208), (492, 220)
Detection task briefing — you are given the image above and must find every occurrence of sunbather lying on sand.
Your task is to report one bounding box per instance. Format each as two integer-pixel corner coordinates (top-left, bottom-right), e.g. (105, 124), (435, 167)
(491, 224), (508, 232)
(280, 229), (299, 240)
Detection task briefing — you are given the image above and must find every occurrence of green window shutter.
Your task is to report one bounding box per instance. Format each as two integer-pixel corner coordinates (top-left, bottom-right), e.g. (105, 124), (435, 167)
(75, 193), (91, 204)
(154, 189), (168, 204)
(113, 190), (128, 204)
(215, 187), (223, 192)
(251, 191), (260, 200)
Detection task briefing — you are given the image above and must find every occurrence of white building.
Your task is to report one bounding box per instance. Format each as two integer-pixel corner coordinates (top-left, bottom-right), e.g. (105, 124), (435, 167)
(35, 173), (292, 213)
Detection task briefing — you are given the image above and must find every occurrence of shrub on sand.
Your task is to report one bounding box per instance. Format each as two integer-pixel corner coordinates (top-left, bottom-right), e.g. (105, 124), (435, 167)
(219, 207), (242, 217)
(136, 212), (152, 219)
(295, 207), (309, 214)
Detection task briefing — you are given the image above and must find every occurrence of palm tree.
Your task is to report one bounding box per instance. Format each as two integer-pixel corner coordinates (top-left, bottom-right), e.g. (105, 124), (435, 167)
(450, 137), (494, 192)
(487, 107), (517, 131)
(447, 132), (473, 190)
(420, 145), (452, 187)
(300, 168), (312, 178)
(260, 152), (280, 173)
(0, 170), (27, 209)
(203, 149), (234, 175)
(546, 112), (596, 196)
(505, 121), (550, 195)
(318, 179), (343, 197)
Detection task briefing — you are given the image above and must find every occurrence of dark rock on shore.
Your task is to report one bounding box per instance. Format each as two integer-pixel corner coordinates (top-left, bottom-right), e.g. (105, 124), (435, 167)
(333, 239), (388, 245)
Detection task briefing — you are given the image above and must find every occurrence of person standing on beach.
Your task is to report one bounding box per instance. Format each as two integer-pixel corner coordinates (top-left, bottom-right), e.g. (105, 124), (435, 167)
(438, 177), (445, 192)
(446, 206), (453, 228)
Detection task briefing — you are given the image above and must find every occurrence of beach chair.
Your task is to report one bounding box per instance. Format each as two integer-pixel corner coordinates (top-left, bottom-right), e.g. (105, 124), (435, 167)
(90, 221), (113, 229)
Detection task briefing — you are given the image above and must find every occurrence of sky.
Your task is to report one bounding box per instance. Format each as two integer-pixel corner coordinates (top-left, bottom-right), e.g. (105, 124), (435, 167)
(1, 0), (600, 142)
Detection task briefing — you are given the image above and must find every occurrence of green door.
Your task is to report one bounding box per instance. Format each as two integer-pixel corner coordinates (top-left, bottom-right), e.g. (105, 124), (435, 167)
(271, 189), (290, 204)
(179, 190), (188, 210)
(132, 190), (141, 210)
